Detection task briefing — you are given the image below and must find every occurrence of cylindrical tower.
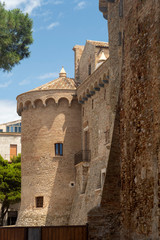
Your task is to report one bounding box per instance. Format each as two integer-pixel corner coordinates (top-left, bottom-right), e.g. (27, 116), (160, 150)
(16, 68), (81, 226)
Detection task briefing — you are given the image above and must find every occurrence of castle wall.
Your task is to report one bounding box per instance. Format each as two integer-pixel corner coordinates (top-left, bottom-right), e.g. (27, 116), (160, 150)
(88, 0), (160, 239)
(120, 0), (160, 239)
(73, 45), (84, 83)
(88, 1), (122, 239)
(78, 41), (109, 83)
(78, 42), (95, 83)
(70, 60), (111, 225)
(16, 95), (81, 226)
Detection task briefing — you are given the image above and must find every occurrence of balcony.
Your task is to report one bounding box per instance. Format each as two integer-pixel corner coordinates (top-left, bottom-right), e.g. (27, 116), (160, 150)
(74, 150), (91, 165)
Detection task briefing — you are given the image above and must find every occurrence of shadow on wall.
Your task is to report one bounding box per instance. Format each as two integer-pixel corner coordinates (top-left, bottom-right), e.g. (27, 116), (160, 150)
(18, 98), (81, 226)
(44, 98), (81, 225)
(88, 101), (121, 239)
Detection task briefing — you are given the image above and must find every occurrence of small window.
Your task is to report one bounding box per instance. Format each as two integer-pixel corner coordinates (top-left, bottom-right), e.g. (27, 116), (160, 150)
(55, 143), (63, 156)
(92, 99), (94, 109)
(104, 89), (106, 100)
(0, 129), (3, 132)
(88, 64), (91, 75)
(6, 126), (9, 132)
(83, 107), (84, 117)
(101, 170), (106, 187)
(119, 0), (123, 17)
(15, 127), (17, 132)
(36, 196), (43, 208)
(118, 32), (122, 46)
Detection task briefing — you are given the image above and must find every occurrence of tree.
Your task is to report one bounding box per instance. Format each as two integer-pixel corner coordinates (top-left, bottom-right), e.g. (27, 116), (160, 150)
(0, 3), (33, 71)
(0, 154), (21, 226)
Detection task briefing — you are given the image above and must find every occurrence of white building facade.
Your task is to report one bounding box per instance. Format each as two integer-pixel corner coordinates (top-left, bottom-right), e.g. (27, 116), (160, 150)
(0, 120), (21, 161)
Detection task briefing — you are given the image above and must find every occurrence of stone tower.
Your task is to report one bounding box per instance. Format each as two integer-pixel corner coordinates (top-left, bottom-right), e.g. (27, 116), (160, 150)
(16, 67), (81, 226)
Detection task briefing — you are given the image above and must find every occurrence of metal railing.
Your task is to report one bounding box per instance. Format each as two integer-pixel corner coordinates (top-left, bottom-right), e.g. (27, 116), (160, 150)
(74, 150), (91, 165)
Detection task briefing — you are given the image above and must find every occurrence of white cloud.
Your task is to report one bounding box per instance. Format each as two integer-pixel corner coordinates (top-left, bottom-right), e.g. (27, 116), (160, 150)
(0, 80), (12, 88)
(38, 72), (58, 80)
(75, 1), (86, 10)
(0, 100), (20, 124)
(19, 79), (30, 86)
(47, 22), (59, 30)
(1, 0), (42, 14)
(1, 0), (63, 14)
(1, 0), (26, 9)
(24, 0), (41, 14)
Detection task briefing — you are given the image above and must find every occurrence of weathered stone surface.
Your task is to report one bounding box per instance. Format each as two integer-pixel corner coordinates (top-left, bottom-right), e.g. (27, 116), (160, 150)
(120, 0), (160, 239)
(91, 0), (160, 239)
(17, 85), (81, 226)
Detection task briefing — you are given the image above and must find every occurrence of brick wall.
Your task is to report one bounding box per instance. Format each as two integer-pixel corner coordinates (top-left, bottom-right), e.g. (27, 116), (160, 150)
(70, 59), (111, 225)
(87, 0), (122, 239)
(17, 94), (81, 226)
(77, 41), (109, 83)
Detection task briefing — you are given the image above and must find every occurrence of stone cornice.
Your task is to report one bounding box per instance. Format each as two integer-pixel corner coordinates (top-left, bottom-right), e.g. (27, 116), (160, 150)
(77, 59), (109, 102)
(99, 0), (115, 20)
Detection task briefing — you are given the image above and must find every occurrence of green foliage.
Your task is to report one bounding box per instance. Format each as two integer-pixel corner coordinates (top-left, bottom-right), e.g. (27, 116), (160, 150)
(0, 3), (33, 71)
(11, 153), (21, 163)
(0, 155), (21, 225)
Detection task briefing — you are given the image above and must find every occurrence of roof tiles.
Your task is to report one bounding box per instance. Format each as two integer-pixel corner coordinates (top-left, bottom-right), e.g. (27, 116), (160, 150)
(30, 77), (76, 91)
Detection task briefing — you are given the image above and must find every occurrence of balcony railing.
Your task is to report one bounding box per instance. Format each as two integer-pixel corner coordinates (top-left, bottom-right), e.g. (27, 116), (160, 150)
(74, 150), (91, 165)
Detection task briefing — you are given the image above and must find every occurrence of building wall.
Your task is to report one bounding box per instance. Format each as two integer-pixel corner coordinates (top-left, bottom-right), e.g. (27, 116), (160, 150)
(88, 0), (160, 239)
(73, 45), (85, 83)
(120, 0), (160, 239)
(88, 1), (122, 239)
(0, 134), (21, 161)
(78, 41), (109, 83)
(0, 124), (6, 132)
(16, 96), (81, 226)
(70, 60), (111, 225)
(0, 120), (21, 133)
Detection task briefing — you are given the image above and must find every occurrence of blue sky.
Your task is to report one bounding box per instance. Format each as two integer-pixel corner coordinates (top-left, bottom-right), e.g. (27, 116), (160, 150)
(0, 0), (108, 124)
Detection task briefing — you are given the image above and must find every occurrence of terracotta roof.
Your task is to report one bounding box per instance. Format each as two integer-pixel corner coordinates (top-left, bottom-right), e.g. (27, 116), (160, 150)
(30, 77), (76, 91)
(87, 40), (109, 47)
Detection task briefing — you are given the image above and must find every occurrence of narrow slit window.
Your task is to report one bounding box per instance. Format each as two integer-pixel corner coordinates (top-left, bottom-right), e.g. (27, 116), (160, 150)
(55, 143), (63, 156)
(88, 64), (91, 75)
(92, 99), (94, 109)
(36, 196), (43, 208)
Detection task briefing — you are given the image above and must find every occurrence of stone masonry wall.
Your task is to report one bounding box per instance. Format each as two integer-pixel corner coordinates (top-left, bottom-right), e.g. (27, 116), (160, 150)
(91, 0), (160, 239)
(78, 41), (109, 83)
(88, 105), (121, 240)
(73, 45), (84, 83)
(17, 96), (81, 226)
(120, 0), (160, 239)
(88, 0), (122, 239)
(70, 61), (111, 225)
